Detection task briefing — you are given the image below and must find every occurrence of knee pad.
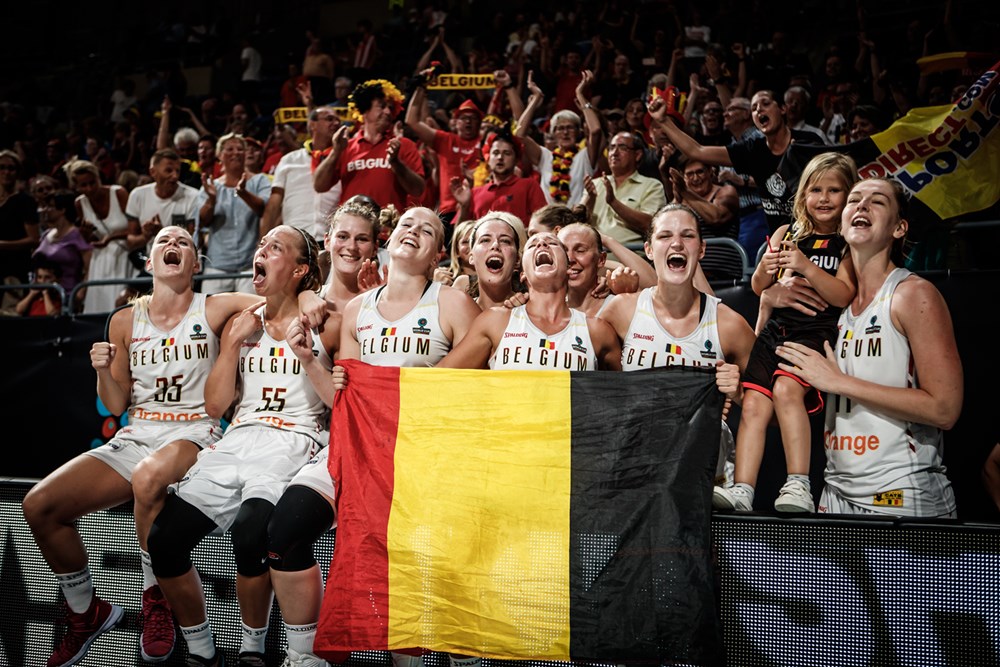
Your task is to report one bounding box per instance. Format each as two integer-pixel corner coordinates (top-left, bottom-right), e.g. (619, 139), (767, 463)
(267, 485), (334, 572)
(231, 498), (274, 577)
(148, 495), (215, 578)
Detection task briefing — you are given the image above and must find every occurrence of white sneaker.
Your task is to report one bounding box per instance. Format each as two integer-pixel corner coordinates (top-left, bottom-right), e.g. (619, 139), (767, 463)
(774, 479), (815, 513)
(281, 648), (328, 667)
(713, 484), (754, 511)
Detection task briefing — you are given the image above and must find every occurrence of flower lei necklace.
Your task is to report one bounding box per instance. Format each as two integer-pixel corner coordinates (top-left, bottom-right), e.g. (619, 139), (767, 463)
(549, 142), (581, 202)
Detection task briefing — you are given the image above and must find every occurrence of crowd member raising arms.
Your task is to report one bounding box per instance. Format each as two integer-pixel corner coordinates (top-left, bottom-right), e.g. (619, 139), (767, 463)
(775, 178), (963, 517)
(599, 204), (756, 491)
(147, 226), (337, 667)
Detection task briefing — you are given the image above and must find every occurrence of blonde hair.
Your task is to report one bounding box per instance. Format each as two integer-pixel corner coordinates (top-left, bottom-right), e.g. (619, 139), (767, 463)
(471, 211), (528, 253)
(447, 219), (477, 279)
(66, 159), (102, 185)
(215, 132), (246, 154)
(790, 152), (859, 241)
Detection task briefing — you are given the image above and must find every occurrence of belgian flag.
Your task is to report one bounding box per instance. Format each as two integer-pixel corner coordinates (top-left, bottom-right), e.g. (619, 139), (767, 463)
(316, 360), (726, 665)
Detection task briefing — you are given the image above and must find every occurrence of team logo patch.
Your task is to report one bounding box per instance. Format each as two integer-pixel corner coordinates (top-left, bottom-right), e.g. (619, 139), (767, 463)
(873, 489), (904, 507)
(765, 172), (787, 197)
(865, 315), (881, 335)
(190, 323), (207, 340)
(412, 317), (431, 335)
(571, 335), (588, 354)
(539, 338), (556, 350)
(699, 340), (718, 360)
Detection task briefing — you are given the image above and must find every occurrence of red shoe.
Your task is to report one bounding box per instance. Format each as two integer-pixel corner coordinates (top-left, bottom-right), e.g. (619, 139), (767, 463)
(140, 585), (176, 662)
(47, 595), (124, 667)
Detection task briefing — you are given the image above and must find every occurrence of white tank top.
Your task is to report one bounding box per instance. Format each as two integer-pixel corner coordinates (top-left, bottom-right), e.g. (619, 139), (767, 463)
(229, 307), (332, 444)
(128, 293), (218, 422)
(490, 305), (597, 370)
(823, 268), (955, 516)
(621, 288), (725, 371)
(356, 281), (453, 367)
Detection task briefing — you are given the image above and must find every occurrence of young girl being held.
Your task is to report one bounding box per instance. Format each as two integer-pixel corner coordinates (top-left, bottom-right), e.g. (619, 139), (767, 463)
(714, 152), (859, 513)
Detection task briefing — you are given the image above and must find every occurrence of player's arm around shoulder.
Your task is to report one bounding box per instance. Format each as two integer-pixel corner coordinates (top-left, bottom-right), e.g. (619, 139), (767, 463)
(588, 315), (623, 370)
(437, 306), (510, 369)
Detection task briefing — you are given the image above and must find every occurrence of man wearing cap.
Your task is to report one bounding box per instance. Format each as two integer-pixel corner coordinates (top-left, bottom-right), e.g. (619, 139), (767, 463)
(406, 83), (485, 225)
(450, 133), (546, 225)
(261, 105), (343, 240)
(314, 80), (424, 214)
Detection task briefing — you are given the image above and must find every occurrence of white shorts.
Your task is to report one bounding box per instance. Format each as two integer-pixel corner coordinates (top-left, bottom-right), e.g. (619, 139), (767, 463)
(818, 486), (957, 518)
(288, 444), (336, 501)
(86, 419), (222, 483)
(175, 424), (321, 532)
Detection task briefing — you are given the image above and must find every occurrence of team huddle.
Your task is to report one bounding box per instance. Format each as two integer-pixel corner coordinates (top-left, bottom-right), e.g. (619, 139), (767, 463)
(22, 156), (961, 666)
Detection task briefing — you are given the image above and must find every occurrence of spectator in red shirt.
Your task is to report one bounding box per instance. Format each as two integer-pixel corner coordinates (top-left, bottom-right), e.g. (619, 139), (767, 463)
(451, 131), (546, 225)
(406, 80), (484, 224)
(313, 79), (425, 214)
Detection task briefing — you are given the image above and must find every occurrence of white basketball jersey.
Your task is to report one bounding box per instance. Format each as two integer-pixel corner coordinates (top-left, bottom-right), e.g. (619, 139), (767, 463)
(490, 305), (597, 370)
(128, 293), (218, 422)
(229, 307), (332, 444)
(356, 281), (453, 367)
(621, 288), (725, 371)
(823, 268), (955, 516)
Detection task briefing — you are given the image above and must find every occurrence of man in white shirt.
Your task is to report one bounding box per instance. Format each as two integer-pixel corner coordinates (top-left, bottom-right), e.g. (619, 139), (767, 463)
(260, 105), (343, 241)
(125, 148), (201, 263)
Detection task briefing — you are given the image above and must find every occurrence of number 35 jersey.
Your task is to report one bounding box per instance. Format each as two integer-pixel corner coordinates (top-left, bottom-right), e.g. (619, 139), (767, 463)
(128, 293), (219, 422)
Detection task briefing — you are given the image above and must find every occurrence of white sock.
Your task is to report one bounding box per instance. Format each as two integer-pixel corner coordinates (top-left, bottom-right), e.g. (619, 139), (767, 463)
(284, 621), (318, 656)
(788, 474), (811, 488)
(139, 549), (157, 591)
(56, 568), (93, 614)
(240, 621), (268, 654)
(180, 620), (215, 660)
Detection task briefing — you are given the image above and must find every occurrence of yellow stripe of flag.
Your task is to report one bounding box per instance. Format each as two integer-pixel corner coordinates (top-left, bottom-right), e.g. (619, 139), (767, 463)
(388, 368), (572, 658)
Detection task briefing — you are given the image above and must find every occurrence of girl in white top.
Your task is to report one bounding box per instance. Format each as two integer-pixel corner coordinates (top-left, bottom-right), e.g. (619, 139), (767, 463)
(776, 178), (963, 517)
(334, 206), (482, 667)
(599, 205), (756, 487)
(267, 196), (382, 667)
(148, 225), (338, 666)
(22, 226), (311, 666)
(440, 231), (622, 371)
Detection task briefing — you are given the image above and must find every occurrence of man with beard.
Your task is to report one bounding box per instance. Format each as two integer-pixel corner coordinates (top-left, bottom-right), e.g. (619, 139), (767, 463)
(314, 80), (425, 213)
(450, 132), (546, 224)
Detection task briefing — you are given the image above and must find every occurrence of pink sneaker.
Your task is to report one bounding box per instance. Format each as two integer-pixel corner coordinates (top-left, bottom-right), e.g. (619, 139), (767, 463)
(47, 595), (124, 667)
(140, 585), (176, 662)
